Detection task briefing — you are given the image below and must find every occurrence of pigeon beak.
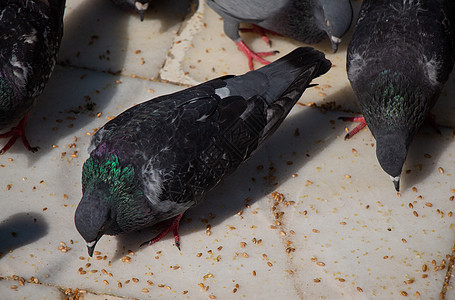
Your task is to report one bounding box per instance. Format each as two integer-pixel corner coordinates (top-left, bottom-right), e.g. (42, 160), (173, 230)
(330, 36), (341, 53)
(86, 240), (98, 257)
(135, 2), (149, 21)
(390, 175), (400, 192)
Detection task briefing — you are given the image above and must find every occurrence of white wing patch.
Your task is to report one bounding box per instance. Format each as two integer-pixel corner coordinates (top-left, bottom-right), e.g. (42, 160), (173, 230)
(423, 56), (441, 86)
(10, 54), (28, 88)
(141, 160), (163, 206)
(347, 52), (366, 82)
(215, 87), (230, 98)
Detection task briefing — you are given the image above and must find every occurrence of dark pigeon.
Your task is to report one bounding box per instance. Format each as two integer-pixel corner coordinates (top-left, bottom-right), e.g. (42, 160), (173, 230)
(0, 0), (66, 154)
(74, 47), (331, 256)
(111, 0), (151, 21)
(207, 0), (352, 69)
(345, 0), (454, 191)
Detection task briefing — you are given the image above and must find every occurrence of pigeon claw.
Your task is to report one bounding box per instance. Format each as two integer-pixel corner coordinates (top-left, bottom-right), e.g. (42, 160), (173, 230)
(0, 113), (38, 154)
(236, 41), (277, 70)
(339, 116), (367, 139)
(240, 25), (274, 47)
(140, 213), (184, 249)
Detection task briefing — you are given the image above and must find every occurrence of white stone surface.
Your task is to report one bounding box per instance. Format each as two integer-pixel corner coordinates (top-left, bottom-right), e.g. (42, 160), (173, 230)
(1, 0), (455, 299)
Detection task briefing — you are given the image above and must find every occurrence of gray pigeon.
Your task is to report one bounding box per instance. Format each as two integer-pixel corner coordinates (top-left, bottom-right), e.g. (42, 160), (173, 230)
(0, 0), (66, 154)
(111, 0), (151, 21)
(207, 0), (352, 69)
(345, 0), (454, 191)
(74, 47), (331, 256)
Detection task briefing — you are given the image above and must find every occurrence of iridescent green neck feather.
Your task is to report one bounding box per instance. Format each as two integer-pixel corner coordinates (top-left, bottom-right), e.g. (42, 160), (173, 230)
(366, 70), (427, 133)
(82, 155), (143, 206)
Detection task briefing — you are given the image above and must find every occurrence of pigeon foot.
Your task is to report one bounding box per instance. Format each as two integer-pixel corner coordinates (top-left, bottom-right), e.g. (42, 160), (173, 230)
(239, 25), (277, 47)
(339, 116), (367, 140)
(0, 113), (38, 154)
(236, 41), (278, 70)
(140, 213), (184, 250)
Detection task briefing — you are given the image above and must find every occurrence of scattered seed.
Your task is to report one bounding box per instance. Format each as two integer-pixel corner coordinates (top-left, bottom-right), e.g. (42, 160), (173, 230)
(402, 238), (407, 243)
(404, 279), (414, 284)
(103, 280), (109, 285)
(409, 203), (414, 209)
(196, 253), (202, 257)
(413, 211), (419, 217)
(422, 264), (428, 272)
(141, 288), (149, 293)
(132, 278), (139, 283)
(240, 242), (246, 248)
(313, 278), (321, 283)
(252, 270), (256, 276)
(10, 285), (17, 290)
(267, 262), (273, 267)
(316, 262), (325, 266)
(344, 174), (351, 179)
(439, 167), (444, 174)
(118, 282), (122, 288)
(312, 229), (320, 233)
(147, 280), (153, 286)
(243, 253), (249, 258)
(209, 295), (216, 299)
(357, 287), (363, 292)
(401, 291), (408, 296)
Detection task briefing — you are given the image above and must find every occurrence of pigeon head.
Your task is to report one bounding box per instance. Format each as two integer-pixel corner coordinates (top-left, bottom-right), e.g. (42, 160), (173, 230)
(74, 184), (118, 257)
(75, 155), (139, 256)
(314, 0), (353, 52)
(375, 134), (408, 192)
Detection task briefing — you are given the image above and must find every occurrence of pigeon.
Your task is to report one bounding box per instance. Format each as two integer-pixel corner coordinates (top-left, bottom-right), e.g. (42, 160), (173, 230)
(345, 0), (454, 191)
(206, 0), (352, 70)
(74, 47), (331, 256)
(0, 0), (66, 154)
(110, 0), (151, 21)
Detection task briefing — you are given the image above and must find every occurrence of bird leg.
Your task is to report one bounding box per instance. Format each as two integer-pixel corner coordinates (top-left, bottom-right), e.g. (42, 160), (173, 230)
(0, 113), (38, 154)
(239, 25), (276, 47)
(339, 116), (367, 140)
(236, 40), (278, 71)
(140, 213), (184, 250)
